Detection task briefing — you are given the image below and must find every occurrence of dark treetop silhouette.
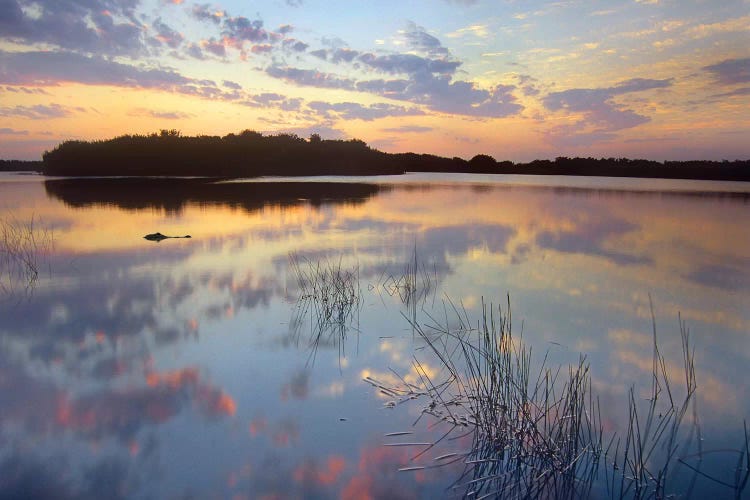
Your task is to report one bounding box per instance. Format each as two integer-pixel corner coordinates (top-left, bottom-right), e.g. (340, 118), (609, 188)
(39, 129), (750, 181)
(0, 160), (43, 172)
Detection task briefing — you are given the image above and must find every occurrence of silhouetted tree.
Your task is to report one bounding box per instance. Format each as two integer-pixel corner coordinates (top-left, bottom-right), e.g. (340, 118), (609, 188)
(468, 154), (497, 173)
(38, 131), (750, 180)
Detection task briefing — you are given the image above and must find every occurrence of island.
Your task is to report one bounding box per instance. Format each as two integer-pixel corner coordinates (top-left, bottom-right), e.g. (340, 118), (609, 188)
(37, 129), (750, 181)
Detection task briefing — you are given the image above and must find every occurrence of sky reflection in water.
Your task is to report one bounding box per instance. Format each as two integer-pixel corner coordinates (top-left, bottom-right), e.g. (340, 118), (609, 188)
(0, 173), (748, 498)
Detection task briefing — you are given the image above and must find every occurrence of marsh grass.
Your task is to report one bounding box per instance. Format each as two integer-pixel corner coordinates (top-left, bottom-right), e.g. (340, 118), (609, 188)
(371, 245), (438, 323)
(1, 213), (53, 299)
(374, 297), (749, 499)
(288, 252), (362, 365)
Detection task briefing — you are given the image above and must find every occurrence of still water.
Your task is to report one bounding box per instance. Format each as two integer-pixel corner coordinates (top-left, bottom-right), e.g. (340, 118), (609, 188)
(1, 172), (748, 498)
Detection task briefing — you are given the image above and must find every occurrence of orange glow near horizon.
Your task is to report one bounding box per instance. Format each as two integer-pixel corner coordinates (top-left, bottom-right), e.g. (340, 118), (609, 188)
(2, 0), (748, 162)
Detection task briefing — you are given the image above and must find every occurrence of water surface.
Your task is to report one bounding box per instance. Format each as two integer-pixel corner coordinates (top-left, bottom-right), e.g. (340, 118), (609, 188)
(1, 172), (748, 498)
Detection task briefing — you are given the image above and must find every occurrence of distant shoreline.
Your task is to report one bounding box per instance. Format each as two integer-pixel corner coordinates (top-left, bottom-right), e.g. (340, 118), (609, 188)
(8, 131), (750, 182)
(0, 160), (43, 172)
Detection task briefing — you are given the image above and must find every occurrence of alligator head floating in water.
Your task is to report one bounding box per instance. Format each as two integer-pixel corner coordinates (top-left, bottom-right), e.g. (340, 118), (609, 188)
(144, 232), (192, 242)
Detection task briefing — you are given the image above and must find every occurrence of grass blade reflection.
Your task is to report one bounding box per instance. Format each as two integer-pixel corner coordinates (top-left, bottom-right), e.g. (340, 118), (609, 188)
(288, 252), (362, 368)
(376, 297), (749, 499)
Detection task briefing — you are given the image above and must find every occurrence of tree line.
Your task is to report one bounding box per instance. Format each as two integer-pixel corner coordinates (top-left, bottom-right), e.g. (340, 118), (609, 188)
(39, 130), (750, 181)
(0, 160), (43, 172)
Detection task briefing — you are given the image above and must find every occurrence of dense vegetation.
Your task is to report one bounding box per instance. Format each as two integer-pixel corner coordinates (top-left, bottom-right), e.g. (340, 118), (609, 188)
(42, 130), (405, 177)
(506, 156), (750, 181)
(39, 130), (750, 181)
(0, 160), (43, 172)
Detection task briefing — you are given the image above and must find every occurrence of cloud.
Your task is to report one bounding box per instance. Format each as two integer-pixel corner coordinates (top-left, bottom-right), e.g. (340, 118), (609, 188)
(265, 65), (355, 90)
(536, 215), (650, 266)
(201, 37), (227, 57)
(223, 18), (266, 42)
(51, 367), (237, 442)
(184, 42), (205, 59)
(0, 50), (191, 88)
(310, 49), (328, 60)
(281, 370), (309, 400)
(151, 17), (184, 48)
(703, 57), (750, 86)
(544, 78), (672, 122)
(712, 86), (750, 98)
(251, 44), (273, 54)
(0, 50), (241, 102)
(262, 23), (522, 119)
(358, 52), (461, 76)
(282, 38), (309, 52)
(0, 454), (78, 500)
(293, 456), (346, 487)
(685, 261), (750, 292)
(542, 78), (673, 145)
(267, 62), (522, 118)
(222, 80), (242, 90)
(381, 125), (433, 133)
(402, 22), (449, 57)
(242, 92), (303, 111)
(340, 445), (427, 499)
(191, 3), (225, 24)
(0, 103), (73, 119)
(129, 108), (193, 120)
(420, 224), (515, 259)
(360, 75), (523, 117)
(2, 85), (49, 94)
(187, 9), (289, 58)
(307, 101), (425, 121)
(0, 0), (145, 56)
(0, 127), (29, 135)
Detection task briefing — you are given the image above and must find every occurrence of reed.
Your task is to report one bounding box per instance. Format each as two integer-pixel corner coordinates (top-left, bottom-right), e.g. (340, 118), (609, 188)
(288, 252), (362, 365)
(372, 245), (438, 323)
(0, 213), (53, 298)
(373, 297), (749, 499)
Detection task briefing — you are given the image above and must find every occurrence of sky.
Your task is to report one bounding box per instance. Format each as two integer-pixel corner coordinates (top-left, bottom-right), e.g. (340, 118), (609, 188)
(0, 0), (748, 161)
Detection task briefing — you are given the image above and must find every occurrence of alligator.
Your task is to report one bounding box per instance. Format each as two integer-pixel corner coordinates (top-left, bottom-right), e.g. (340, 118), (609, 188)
(143, 232), (191, 242)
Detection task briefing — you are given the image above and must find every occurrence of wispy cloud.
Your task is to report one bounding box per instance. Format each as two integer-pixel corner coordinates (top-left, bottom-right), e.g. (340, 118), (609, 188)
(0, 127), (29, 135)
(241, 92), (303, 111)
(0, 103), (74, 119)
(307, 101), (424, 121)
(129, 108), (193, 120)
(543, 78), (672, 144)
(703, 57), (750, 86)
(380, 125), (433, 133)
(401, 22), (449, 57)
(445, 24), (489, 39)
(151, 17), (184, 49)
(265, 66), (355, 90)
(0, 50), (191, 88)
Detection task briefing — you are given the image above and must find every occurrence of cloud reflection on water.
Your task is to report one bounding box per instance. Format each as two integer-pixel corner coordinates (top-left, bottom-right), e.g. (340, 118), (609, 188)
(1, 174), (748, 497)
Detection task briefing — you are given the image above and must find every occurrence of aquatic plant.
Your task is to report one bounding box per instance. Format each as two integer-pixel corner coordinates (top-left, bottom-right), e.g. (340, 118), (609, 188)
(288, 252), (362, 365)
(371, 245), (438, 324)
(371, 297), (750, 499)
(0, 213), (53, 299)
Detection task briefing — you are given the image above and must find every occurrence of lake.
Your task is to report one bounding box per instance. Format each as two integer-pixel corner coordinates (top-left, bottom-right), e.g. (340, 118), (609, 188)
(1, 172), (748, 498)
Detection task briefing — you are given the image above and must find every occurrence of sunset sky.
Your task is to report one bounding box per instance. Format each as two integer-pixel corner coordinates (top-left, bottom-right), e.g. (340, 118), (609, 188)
(1, 0), (748, 161)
